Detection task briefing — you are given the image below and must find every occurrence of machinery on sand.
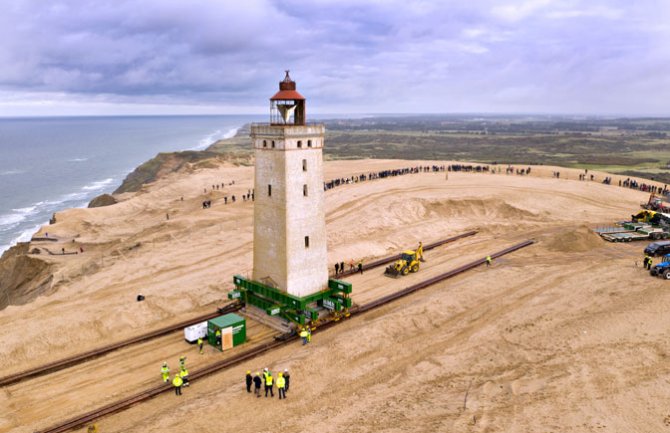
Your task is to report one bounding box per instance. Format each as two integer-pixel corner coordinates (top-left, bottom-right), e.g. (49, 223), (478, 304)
(641, 193), (670, 213)
(650, 253), (670, 279)
(384, 250), (421, 278)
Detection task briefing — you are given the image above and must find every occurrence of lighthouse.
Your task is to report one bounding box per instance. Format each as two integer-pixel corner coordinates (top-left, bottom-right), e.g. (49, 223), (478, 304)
(250, 71), (328, 298)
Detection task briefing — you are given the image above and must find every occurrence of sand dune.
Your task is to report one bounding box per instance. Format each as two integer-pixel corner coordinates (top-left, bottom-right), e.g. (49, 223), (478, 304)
(1, 159), (668, 433)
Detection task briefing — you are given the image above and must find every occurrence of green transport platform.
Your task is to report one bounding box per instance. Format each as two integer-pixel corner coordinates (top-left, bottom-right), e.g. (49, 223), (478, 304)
(228, 275), (353, 327)
(208, 313), (246, 351)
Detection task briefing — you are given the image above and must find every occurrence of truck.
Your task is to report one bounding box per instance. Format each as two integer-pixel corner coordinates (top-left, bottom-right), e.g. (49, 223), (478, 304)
(594, 224), (669, 242)
(650, 254), (670, 279)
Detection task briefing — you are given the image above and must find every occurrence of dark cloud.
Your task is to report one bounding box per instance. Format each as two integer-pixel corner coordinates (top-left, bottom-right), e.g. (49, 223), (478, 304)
(0, 0), (668, 115)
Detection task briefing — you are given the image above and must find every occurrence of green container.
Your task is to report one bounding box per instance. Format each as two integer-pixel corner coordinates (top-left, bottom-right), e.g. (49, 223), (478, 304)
(207, 313), (246, 351)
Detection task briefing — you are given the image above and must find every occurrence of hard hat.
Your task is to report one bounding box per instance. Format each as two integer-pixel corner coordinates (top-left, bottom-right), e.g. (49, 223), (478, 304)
(255, 372), (260, 376)
(284, 369), (288, 372)
(246, 370), (251, 374)
(163, 362), (167, 366)
(278, 372), (283, 377)
(264, 367), (268, 371)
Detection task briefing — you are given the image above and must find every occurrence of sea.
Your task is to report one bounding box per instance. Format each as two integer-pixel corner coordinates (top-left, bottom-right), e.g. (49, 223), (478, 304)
(0, 115), (264, 254)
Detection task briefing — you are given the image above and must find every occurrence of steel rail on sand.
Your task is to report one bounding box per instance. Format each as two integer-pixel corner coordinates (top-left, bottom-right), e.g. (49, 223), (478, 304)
(336, 230), (477, 277)
(34, 238), (534, 433)
(3, 231), (477, 389)
(0, 304), (242, 388)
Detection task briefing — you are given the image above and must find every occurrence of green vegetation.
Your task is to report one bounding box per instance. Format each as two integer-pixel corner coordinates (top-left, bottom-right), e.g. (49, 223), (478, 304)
(116, 116), (670, 193)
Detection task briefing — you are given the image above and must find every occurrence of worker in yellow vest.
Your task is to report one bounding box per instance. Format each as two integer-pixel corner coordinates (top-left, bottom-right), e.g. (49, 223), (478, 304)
(264, 371), (274, 397)
(197, 337), (204, 354)
(161, 362), (170, 382)
(417, 242), (424, 262)
(179, 367), (190, 387)
(486, 255), (492, 267)
(277, 372), (286, 399)
(299, 328), (308, 345)
(172, 374), (184, 396)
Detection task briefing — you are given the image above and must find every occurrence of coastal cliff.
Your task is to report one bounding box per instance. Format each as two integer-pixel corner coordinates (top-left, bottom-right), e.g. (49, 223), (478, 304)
(0, 243), (54, 309)
(114, 126), (252, 194)
(0, 128), (253, 311)
(113, 150), (222, 194)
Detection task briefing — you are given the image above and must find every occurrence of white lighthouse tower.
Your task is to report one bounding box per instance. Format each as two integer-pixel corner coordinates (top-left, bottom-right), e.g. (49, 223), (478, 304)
(250, 71), (328, 298)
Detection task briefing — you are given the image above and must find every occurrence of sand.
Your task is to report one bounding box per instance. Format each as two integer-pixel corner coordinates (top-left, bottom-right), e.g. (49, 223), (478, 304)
(2, 159), (669, 433)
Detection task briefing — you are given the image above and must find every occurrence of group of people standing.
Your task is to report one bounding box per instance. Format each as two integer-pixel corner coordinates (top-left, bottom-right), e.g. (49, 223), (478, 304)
(333, 259), (364, 276)
(163, 355), (190, 396)
(246, 368), (290, 400)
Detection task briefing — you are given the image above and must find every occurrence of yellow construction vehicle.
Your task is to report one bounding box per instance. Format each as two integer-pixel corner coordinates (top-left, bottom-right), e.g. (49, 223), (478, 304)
(384, 250), (420, 278)
(632, 209), (657, 223)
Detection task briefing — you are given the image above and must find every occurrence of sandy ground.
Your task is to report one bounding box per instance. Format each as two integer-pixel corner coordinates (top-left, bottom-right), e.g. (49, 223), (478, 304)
(2, 159), (670, 433)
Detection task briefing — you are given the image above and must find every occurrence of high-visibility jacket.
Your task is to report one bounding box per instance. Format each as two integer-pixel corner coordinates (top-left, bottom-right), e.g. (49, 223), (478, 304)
(276, 376), (286, 389)
(179, 368), (189, 378)
(299, 330), (308, 338)
(173, 376), (183, 387)
(197, 338), (203, 345)
(265, 375), (274, 386)
(161, 366), (169, 374)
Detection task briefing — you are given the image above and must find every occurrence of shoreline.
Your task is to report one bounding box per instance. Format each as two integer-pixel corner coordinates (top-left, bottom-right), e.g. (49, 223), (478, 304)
(0, 122), (248, 255)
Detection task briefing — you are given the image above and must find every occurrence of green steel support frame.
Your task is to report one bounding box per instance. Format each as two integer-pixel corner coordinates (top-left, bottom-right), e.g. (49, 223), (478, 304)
(228, 275), (352, 326)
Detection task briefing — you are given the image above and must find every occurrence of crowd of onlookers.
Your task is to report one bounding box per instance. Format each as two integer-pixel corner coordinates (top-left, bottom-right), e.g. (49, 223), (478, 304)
(620, 178), (668, 195)
(324, 165), (446, 190)
(195, 162), (669, 208)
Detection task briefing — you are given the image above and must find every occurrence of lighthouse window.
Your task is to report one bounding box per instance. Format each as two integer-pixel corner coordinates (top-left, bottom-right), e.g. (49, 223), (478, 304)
(263, 140), (267, 148)
(302, 159), (307, 171)
(297, 140), (302, 148)
(308, 140), (312, 148)
(304, 236), (310, 248)
(271, 141), (275, 148)
(268, 184), (272, 197)
(303, 184), (308, 196)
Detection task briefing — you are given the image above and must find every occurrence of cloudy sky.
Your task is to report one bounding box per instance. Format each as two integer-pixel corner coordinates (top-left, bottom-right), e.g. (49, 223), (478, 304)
(0, 0), (668, 116)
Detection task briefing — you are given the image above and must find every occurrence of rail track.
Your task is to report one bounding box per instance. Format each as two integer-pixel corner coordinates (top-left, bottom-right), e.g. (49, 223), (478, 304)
(2, 231), (476, 389)
(0, 304), (241, 388)
(35, 238), (533, 433)
(336, 230), (477, 277)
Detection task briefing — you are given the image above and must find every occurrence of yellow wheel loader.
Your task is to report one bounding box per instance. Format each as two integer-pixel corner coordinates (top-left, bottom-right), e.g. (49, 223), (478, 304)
(384, 250), (420, 278)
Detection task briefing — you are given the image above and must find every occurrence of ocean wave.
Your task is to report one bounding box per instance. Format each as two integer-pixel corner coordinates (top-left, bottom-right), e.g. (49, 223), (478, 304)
(189, 127), (240, 151)
(0, 213), (26, 229)
(82, 178), (115, 191)
(222, 127), (239, 139)
(0, 169), (25, 176)
(12, 206), (37, 215)
(0, 222), (45, 254)
(0, 206), (39, 231)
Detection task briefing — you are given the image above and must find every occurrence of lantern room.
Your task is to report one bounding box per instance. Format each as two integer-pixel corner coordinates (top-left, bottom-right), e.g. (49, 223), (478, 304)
(270, 70), (306, 126)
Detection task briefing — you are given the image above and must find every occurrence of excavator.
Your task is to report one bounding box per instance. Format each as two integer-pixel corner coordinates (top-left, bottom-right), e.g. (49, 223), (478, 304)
(631, 209), (670, 227)
(642, 193), (670, 213)
(384, 250), (421, 278)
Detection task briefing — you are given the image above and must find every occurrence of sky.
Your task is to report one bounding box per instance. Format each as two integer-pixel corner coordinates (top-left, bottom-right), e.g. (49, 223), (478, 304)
(0, 0), (669, 117)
